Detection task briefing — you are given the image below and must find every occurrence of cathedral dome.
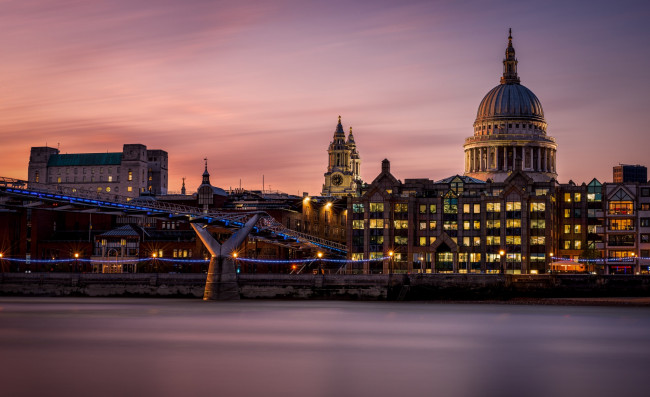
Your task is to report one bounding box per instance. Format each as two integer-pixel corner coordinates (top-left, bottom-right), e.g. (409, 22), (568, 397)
(475, 83), (545, 123)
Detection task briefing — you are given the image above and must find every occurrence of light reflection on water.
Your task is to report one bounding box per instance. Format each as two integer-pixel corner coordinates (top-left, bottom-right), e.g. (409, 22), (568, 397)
(1, 298), (649, 397)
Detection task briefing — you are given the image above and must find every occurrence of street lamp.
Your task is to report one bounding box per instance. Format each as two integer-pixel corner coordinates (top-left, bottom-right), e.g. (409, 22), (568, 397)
(388, 251), (394, 274)
(317, 251), (323, 274)
(499, 249), (506, 274)
(74, 253), (79, 273)
(152, 252), (157, 273)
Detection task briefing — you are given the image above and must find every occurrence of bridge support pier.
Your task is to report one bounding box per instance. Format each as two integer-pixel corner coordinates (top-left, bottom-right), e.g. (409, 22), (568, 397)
(191, 214), (260, 301)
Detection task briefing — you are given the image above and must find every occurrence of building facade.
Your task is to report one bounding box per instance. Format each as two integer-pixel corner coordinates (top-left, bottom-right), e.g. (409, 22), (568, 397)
(322, 116), (361, 197)
(28, 144), (168, 198)
(613, 164), (647, 183)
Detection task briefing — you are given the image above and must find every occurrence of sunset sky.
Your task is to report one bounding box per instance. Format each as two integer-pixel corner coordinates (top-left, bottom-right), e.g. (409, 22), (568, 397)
(1, 0), (649, 195)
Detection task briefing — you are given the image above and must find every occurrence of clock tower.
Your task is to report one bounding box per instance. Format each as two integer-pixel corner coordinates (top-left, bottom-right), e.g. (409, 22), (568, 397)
(322, 116), (362, 197)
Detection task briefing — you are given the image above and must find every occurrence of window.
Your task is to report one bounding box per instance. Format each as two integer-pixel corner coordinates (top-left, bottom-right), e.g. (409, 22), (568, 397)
(506, 201), (521, 211)
(394, 236), (408, 245)
(506, 236), (521, 245)
(563, 240), (571, 249)
(35, 171), (39, 183)
(429, 204), (437, 213)
(641, 234), (650, 243)
(641, 218), (650, 227)
(443, 221), (458, 230)
(530, 202), (546, 212)
(369, 219), (384, 229)
(429, 221), (437, 230)
(564, 209), (570, 218)
(463, 204), (471, 214)
(352, 220), (364, 229)
(57, 177), (61, 183)
(419, 205), (427, 214)
(127, 186), (133, 192)
(419, 222), (427, 231)
(506, 219), (521, 228)
(128, 170), (133, 181)
(642, 188), (650, 197)
(394, 220), (409, 229)
(564, 224), (571, 234)
(419, 237), (427, 246)
(429, 237), (437, 245)
(531, 236), (545, 245)
(487, 202), (501, 212)
(443, 194), (458, 214)
(474, 204), (481, 213)
(530, 219), (545, 229)
(564, 193), (571, 203)
(353, 204), (364, 213)
(574, 240), (582, 250)
(574, 193), (581, 202)
(474, 220), (481, 229)
(463, 221), (471, 230)
(574, 209), (581, 218)
(641, 203), (650, 211)
(486, 236), (500, 245)
(486, 220), (500, 228)
(574, 224), (581, 234)
(394, 203), (408, 213)
(473, 237), (481, 247)
(106, 187), (111, 192)
(369, 203), (384, 212)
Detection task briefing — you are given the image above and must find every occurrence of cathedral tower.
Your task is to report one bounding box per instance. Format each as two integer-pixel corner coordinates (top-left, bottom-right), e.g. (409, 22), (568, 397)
(322, 116), (362, 196)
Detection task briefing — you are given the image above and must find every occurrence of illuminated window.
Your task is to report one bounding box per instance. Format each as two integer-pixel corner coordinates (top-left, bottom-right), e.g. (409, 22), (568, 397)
(443, 193), (458, 214)
(429, 204), (437, 213)
(419, 237), (427, 246)
(506, 236), (521, 244)
(486, 220), (500, 228)
(564, 193), (571, 202)
(530, 202), (546, 212)
(128, 170), (133, 181)
(57, 177), (61, 183)
(530, 219), (545, 229)
(574, 224), (581, 234)
(443, 221), (458, 230)
(127, 186), (133, 192)
(353, 204), (364, 213)
(108, 176), (113, 182)
(486, 236), (500, 245)
(564, 209), (570, 218)
(369, 203), (384, 212)
(35, 171), (39, 183)
(487, 202), (501, 212)
(394, 220), (409, 229)
(394, 236), (408, 245)
(531, 236), (545, 245)
(429, 237), (437, 245)
(106, 187), (111, 192)
(564, 224), (571, 234)
(369, 219), (383, 229)
(394, 203), (408, 213)
(506, 202), (521, 211)
(463, 221), (471, 230)
(419, 205), (427, 214)
(563, 240), (571, 249)
(429, 221), (437, 230)
(474, 220), (481, 229)
(506, 219), (521, 228)
(419, 222), (427, 230)
(574, 240), (582, 250)
(352, 220), (364, 229)
(474, 204), (481, 213)
(574, 193), (581, 202)
(463, 204), (471, 214)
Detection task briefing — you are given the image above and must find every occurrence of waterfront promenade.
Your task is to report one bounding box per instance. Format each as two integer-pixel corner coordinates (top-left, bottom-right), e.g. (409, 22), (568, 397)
(2, 272), (650, 301)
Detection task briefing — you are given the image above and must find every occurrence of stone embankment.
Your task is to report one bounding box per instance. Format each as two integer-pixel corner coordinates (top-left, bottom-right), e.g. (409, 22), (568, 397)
(2, 273), (650, 302)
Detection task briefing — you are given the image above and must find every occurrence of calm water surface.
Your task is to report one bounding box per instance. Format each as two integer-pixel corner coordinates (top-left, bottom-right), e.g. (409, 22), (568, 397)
(1, 298), (649, 397)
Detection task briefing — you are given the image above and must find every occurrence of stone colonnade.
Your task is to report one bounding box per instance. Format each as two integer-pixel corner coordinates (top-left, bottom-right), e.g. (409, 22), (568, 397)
(465, 145), (555, 174)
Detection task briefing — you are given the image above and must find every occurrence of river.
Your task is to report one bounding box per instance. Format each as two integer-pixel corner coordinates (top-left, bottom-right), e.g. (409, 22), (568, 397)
(1, 298), (649, 397)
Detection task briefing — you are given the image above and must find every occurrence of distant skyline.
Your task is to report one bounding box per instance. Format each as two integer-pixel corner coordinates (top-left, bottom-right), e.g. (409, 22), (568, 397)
(1, 0), (649, 195)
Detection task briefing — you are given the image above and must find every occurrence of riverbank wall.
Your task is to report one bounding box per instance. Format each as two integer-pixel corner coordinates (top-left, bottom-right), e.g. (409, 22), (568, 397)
(2, 273), (650, 300)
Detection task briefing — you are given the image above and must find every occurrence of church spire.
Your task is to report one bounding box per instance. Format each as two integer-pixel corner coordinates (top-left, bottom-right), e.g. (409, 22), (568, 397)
(346, 126), (356, 145)
(333, 115), (345, 141)
(500, 28), (520, 84)
(202, 158), (210, 185)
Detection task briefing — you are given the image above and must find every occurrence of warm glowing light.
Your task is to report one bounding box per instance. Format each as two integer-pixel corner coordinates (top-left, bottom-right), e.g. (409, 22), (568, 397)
(0, 253), (3, 258)
(74, 253), (79, 258)
(152, 253), (157, 258)
(325, 202), (332, 208)
(530, 270), (538, 275)
(292, 265), (297, 270)
(499, 250), (505, 256)
(303, 197), (310, 204)
(549, 252), (554, 257)
(232, 252), (238, 258)
(317, 252), (323, 258)
(388, 251), (394, 257)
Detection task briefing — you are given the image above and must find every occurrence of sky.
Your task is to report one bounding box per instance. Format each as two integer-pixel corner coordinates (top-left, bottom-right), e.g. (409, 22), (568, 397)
(1, 0), (649, 195)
